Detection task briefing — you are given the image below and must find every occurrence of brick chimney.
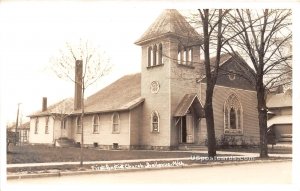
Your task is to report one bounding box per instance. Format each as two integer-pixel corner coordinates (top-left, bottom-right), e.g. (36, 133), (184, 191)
(74, 60), (83, 110)
(42, 97), (47, 112)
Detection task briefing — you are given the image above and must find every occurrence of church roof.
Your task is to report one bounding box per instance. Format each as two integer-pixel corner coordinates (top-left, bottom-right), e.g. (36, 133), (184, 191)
(74, 73), (143, 114)
(135, 9), (202, 45)
(29, 98), (74, 117)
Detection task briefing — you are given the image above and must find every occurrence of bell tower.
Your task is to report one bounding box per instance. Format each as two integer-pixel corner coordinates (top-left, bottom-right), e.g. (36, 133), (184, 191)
(135, 9), (202, 149)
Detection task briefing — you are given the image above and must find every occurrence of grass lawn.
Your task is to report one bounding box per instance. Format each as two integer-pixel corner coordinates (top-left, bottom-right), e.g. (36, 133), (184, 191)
(7, 145), (205, 164)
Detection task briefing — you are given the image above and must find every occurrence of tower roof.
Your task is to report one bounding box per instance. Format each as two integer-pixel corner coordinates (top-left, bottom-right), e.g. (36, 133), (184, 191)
(135, 9), (202, 45)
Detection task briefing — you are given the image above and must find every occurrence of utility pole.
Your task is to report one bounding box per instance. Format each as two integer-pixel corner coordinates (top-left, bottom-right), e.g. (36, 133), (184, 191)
(14, 103), (21, 146)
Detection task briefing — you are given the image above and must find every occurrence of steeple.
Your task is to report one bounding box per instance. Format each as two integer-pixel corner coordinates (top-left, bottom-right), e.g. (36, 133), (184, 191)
(135, 9), (202, 46)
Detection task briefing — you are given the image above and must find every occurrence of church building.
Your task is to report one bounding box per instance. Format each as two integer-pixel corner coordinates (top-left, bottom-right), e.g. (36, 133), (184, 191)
(29, 9), (260, 150)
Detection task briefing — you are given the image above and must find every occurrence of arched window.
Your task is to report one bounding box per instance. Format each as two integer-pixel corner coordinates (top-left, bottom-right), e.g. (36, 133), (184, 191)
(178, 45), (182, 64)
(76, 116), (82, 134)
(224, 94), (243, 134)
(112, 113), (120, 133)
(148, 46), (152, 67)
(151, 111), (159, 132)
(93, 115), (100, 133)
(183, 48), (187, 65)
(158, 43), (163, 65)
(153, 45), (157, 66)
(188, 48), (193, 65)
(45, 116), (49, 134)
(34, 117), (39, 134)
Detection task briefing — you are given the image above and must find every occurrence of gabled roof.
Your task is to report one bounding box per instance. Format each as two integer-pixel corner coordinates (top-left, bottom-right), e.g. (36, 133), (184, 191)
(267, 90), (292, 108)
(174, 93), (204, 117)
(73, 73), (143, 114)
(267, 115), (292, 128)
(135, 9), (202, 45)
(29, 98), (74, 117)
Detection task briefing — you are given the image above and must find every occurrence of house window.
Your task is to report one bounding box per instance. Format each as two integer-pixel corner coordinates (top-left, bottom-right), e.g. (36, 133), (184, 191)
(34, 117), (39, 134)
(224, 94), (243, 134)
(62, 118), (67, 129)
(45, 116), (49, 134)
(151, 111), (159, 132)
(93, 115), (100, 133)
(112, 113), (120, 133)
(76, 116), (82, 134)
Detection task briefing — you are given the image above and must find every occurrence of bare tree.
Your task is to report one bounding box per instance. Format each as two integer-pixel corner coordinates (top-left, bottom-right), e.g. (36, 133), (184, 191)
(224, 9), (292, 157)
(197, 9), (231, 157)
(52, 39), (111, 166)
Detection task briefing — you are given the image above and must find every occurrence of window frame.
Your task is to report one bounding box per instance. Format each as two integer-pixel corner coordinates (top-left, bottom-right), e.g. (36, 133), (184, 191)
(34, 117), (39, 134)
(45, 116), (49, 134)
(112, 112), (120, 134)
(76, 116), (82, 134)
(224, 94), (243, 135)
(151, 111), (160, 133)
(93, 115), (100, 134)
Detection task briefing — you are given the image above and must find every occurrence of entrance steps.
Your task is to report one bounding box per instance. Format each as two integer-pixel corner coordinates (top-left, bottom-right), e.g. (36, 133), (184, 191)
(178, 144), (207, 151)
(55, 137), (77, 147)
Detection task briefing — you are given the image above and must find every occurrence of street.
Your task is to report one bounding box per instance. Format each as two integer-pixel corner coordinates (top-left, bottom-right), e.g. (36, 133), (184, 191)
(7, 161), (291, 185)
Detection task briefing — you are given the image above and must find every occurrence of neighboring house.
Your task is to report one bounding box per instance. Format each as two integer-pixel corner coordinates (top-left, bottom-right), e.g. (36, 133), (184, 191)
(7, 121), (30, 144)
(28, 9), (260, 150)
(267, 89), (292, 143)
(28, 98), (74, 144)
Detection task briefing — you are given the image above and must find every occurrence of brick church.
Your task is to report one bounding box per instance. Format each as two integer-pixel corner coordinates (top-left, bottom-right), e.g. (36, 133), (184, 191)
(29, 9), (259, 149)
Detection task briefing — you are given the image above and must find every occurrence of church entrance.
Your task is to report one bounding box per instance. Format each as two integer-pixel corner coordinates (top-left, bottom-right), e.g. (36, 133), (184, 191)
(178, 114), (195, 143)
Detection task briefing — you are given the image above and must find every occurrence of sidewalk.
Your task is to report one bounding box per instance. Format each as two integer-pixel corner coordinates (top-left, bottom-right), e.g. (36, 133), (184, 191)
(7, 150), (292, 168)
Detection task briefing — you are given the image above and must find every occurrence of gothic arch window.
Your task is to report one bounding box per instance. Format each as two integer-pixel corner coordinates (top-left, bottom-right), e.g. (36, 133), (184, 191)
(93, 115), (100, 133)
(151, 111), (159, 133)
(178, 45), (182, 64)
(148, 46), (152, 67)
(76, 116), (82, 134)
(224, 94), (243, 134)
(112, 113), (120, 133)
(158, 43), (163, 65)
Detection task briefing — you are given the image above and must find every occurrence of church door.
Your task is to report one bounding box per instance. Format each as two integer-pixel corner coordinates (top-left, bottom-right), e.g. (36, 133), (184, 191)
(186, 114), (194, 143)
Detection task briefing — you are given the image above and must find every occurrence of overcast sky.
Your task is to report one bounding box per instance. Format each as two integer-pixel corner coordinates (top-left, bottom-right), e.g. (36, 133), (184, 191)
(0, 1), (299, 125)
(0, 1), (166, 124)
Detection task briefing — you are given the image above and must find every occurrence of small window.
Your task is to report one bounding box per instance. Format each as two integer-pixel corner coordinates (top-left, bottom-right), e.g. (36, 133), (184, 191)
(148, 46), (152, 67)
(158, 43), (163, 65)
(178, 45), (182, 64)
(93, 115), (100, 133)
(76, 116), (82, 134)
(112, 113), (120, 133)
(151, 111), (159, 132)
(153, 45), (157, 66)
(45, 116), (49, 134)
(228, 70), (236, 80)
(34, 117), (39, 134)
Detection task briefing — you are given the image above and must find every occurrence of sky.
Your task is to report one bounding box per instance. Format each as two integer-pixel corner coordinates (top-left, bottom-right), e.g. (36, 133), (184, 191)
(0, 1), (299, 125)
(0, 1), (166, 124)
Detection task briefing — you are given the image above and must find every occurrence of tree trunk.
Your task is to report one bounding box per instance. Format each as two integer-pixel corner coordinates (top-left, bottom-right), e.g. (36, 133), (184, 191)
(205, 85), (217, 157)
(80, 87), (85, 166)
(256, 79), (268, 158)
